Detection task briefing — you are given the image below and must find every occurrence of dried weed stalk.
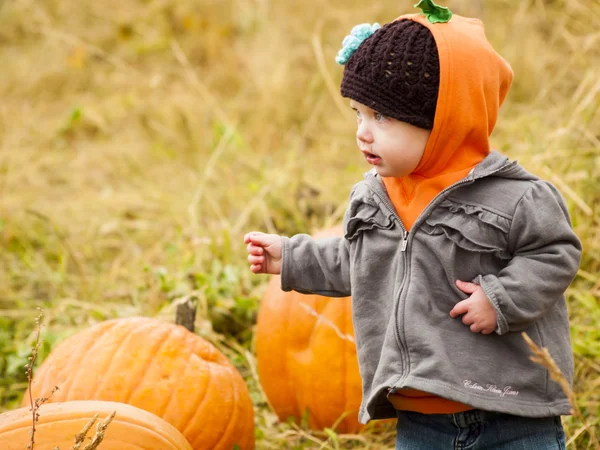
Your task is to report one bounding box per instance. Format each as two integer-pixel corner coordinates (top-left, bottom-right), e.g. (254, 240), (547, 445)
(52, 411), (116, 450)
(522, 332), (599, 449)
(26, 308), (58, 450)
(25, 308), (116, 450)
(72, 414), (100, 450)
(76, 411), (116, 450)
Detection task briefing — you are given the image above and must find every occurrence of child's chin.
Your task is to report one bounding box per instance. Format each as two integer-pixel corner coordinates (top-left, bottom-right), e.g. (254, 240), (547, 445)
(375, 166), (406, 178)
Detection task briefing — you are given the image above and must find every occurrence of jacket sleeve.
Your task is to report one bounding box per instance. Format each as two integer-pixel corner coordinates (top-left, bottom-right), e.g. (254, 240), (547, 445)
(477, 180), (582, 335)
(280, 234), (351, 297)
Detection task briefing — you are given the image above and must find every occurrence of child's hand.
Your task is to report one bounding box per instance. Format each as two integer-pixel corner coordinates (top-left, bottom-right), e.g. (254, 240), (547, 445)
(243, 232), (283, 274)
(449, 280), (497, 334)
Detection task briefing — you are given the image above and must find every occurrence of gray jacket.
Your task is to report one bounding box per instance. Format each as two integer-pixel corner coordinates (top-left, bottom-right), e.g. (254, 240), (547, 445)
(281, 151), (582, 423)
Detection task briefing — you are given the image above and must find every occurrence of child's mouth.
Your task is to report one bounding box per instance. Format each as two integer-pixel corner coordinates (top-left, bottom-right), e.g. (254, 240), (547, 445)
(362, 151), (382, 165)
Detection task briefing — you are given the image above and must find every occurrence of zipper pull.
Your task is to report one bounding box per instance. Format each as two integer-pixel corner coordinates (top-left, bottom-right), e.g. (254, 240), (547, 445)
(401, 231), (409, 251)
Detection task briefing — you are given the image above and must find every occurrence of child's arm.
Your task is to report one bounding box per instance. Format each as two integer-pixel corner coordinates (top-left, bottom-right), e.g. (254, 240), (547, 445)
(281, 234), (351, 297)
(244, 231), (351, 297)
(462, 181), (582, 335)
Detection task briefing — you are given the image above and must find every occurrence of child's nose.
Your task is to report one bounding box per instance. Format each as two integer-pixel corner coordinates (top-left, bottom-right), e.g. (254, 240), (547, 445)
(356, 120), (373, 144)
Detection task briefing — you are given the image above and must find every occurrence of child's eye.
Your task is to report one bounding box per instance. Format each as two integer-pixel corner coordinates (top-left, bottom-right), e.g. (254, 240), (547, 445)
(355, 110), (362, 120)
(375, 112), (387, 122)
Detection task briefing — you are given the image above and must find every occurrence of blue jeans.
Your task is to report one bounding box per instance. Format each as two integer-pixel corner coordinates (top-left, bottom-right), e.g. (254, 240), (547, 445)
(396, 410), (566, 450)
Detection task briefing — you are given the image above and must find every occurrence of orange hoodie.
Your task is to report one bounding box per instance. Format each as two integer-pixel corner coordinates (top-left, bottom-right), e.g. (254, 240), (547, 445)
(383, 13), (514, 413)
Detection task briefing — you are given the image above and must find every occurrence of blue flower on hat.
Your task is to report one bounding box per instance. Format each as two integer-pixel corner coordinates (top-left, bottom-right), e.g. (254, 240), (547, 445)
(335, 23), (381, 65)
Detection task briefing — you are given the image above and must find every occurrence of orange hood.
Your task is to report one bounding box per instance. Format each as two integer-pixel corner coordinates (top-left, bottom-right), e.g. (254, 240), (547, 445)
(382, 13), (514, 230)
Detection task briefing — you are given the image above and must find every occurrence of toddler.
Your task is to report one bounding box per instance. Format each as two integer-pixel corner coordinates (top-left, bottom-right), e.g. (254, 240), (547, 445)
(244, 1), (582, 448)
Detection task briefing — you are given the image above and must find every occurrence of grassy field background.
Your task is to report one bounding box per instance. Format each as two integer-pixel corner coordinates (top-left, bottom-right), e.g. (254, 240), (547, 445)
(1, 0), (599, 448)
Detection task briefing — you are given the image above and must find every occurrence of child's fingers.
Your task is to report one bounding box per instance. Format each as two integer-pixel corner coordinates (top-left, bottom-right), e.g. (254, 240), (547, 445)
(449, 299), (469, 318)
(243, 231), (264, 244)
(469, 323), (481, 333)
(247, 243), (264, 255)
(461, 313), (475, 326)
(471, 321), (497, 334)
(455, 280), (479, 294)
(248, 254), (264, 265)
(246, 234), (270, 249)
(250, 263), (264, 273)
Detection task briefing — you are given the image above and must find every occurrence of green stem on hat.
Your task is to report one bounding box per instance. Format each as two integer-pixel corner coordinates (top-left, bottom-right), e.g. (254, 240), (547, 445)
(414, 0), (453, 24)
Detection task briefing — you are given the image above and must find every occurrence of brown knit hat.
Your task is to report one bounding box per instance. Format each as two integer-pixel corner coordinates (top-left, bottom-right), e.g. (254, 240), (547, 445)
(340, 20), (440, 130)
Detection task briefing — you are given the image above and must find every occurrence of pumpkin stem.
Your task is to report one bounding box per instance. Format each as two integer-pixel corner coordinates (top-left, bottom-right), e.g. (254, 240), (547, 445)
(414, 0), (453, 24)
(175, 297), (198, 332)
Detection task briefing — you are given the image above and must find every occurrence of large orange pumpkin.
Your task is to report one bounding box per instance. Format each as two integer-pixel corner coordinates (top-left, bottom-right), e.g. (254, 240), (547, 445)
(256, 226), (364, 433)
(0, 400), (192, 450)
(24, 317), (255, 450)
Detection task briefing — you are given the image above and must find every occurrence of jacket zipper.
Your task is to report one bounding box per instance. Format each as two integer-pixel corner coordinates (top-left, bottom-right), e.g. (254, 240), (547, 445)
(365, 164), (513, 396)
(369, 188), (409, 247)
(392, 176), (473, 391)
(366, 189), (411, 384)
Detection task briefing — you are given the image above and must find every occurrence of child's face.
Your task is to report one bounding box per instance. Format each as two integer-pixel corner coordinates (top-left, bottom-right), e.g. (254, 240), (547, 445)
(351, 100), (431, 178)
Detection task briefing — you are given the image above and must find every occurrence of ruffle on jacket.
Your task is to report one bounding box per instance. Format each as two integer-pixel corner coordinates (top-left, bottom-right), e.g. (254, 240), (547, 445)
(421, 199), (512, 259)
(344, 194), (395, 240)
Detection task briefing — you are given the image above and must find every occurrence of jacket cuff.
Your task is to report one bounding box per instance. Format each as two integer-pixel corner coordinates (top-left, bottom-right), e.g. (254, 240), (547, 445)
(280, 236), (292, 292)
(474, 274), (509, 335)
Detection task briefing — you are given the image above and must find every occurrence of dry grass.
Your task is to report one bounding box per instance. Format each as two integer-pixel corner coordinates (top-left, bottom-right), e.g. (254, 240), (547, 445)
(523, 332), (599, 449)
(0, 0), (599, 448)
